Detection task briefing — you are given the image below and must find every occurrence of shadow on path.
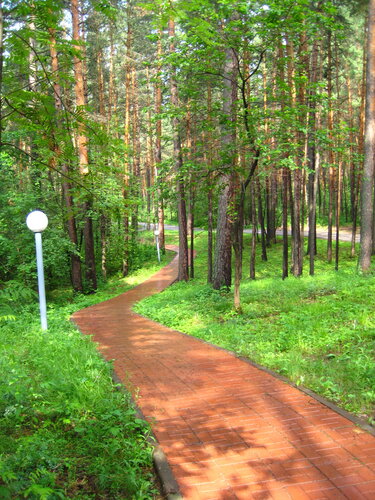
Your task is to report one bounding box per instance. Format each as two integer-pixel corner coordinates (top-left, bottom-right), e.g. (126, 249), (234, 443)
(72, 246), (375, 500)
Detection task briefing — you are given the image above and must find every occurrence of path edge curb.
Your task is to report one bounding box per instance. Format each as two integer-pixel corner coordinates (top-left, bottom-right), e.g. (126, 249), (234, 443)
(164, 324), (375, 436)
(132, 306), (375, 437)
(236, 354), (375, 436)
(111, 371), (183, 500)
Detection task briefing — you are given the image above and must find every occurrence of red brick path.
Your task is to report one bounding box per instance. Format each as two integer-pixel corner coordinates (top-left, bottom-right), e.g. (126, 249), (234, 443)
(72, 247), (375, 500)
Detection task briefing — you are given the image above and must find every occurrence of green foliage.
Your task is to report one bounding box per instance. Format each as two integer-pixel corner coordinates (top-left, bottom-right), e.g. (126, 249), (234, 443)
(135, 232), (375, 424)
(0, 256), (172, 498)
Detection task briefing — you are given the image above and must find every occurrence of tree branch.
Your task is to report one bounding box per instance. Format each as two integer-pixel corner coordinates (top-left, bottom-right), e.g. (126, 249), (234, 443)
(1, 142), (93, 195)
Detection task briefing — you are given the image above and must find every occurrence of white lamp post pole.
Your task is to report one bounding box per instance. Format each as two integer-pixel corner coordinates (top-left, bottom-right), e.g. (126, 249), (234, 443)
(154, 229), (161, 263)
(26, 211), (49, 331)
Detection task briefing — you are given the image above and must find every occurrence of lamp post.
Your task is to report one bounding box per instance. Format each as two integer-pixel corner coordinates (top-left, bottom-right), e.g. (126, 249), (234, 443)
(154, 229), (161, 263)
(26, 210), (48, 331)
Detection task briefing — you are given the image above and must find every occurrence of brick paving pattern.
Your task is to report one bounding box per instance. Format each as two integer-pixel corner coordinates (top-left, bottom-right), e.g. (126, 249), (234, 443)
(72, 247), (375, 499)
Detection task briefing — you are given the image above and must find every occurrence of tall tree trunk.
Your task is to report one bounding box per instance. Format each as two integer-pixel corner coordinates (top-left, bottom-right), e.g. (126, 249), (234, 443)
(100, 214), (107, 280)
(83, 199), (97, 292)
(213, 44), (236, 290)
(122, 9), (132, 276)
(348, 65), (356, 255)
(146, 67), (154, 227)
(97, 46), (109, 279)
(232, 174), (243, 312)
(71, 0), (89, 177)
(307, 40), (319, 275)
(334, 38), (342, 271)
(207, 85), (213, 283)
(266, 173), (277, 246)
(277, 40), (289, 279)
(207, 177), (213, 283)
(71, 0), (96, 291)
(292, 168), (303, 276)
(155, 30), (165, 253)
(327, 31), (334, 264)
(169, 18), (188, 281)
(352, 38), (366, 257)
(189, 184), (195, 279)
(108, 25), (117, 130)
(292, 31), (308, 277)
(131, 66), (141, 238)
(360, 1), (375, 272)
(250, 182), (257, 280)
(282, 167), (289, 280)
(257, 178), (267, 261)
(49, 26), (83, 292)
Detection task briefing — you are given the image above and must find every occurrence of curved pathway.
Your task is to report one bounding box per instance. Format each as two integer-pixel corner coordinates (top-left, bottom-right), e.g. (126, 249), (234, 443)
(72, 246), (375, 500)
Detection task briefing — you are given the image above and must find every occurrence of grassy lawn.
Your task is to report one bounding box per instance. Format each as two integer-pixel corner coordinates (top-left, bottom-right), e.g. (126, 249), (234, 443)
(135, 231), (375, 425)
(0, 248), (174, 500)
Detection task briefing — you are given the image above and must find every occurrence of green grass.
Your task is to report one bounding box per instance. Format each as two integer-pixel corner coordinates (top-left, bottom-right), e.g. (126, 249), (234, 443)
(135, 232), (375, 425)
(0, 246), (174, 499)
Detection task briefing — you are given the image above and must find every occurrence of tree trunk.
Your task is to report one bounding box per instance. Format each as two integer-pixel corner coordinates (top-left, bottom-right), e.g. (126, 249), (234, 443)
(122, 9), (132, 276)
(335, 37), (342, 271)
(360, 0), (375, 272)
(250, 182), (257, 280)
(71, 0), (89, 176)
(257, 178), (267, 261)
(232, 175), (243, 312)
(352, 38), (366, 257)
(207, 86), (213, 283)
(266, 173), (277, 246)
(292, 168), (303, 276)
(282, 167), (289, 280)
(189, 183), (195, 279)
(83, 199), (97, 292)
(307, 40), (319, 275)
(327, 31), (334, 263)
(100, 214), (107, 280)
(108, 27), (115, 125)
(49, 25), (83, 292)
(146, 67), (154, 227)
(169, 18), (188, 281)
(207, 179), (213, 283)
(154, 31), (165, 253)
(213, 45), (236, 290)
(71, 0), (96, 291)
(131, 66), (141, 238)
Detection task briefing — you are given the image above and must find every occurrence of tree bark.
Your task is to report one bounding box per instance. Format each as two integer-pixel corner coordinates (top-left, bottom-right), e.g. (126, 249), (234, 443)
(71, 0), (89, 176)
(207, 85), (213, 283)
(213, 44), (236, 290)
(282, 167), (289, 280)
(327, 31), (334, 264)
(131, 65), (141, 237)
(155, 30), (165, 253)
(169, 18), (188, 281)
(359, 1), (375, 272)
(352, 37), (366, 257)
(257, 178), (267, 262)
(71, 0), (96, 291)
(250, 182), (257, 280)
(122, 9), (132, 276)
(307, 40), (319, 275)
(49, 25), (83, 292)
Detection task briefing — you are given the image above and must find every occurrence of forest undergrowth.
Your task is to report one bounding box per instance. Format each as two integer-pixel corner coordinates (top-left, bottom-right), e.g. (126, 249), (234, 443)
(0, 251), (174, 500)
(135, 231), (375, 426)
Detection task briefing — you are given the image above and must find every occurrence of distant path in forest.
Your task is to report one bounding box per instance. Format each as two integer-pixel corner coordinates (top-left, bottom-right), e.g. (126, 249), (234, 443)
(142, 223), (360, 243)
